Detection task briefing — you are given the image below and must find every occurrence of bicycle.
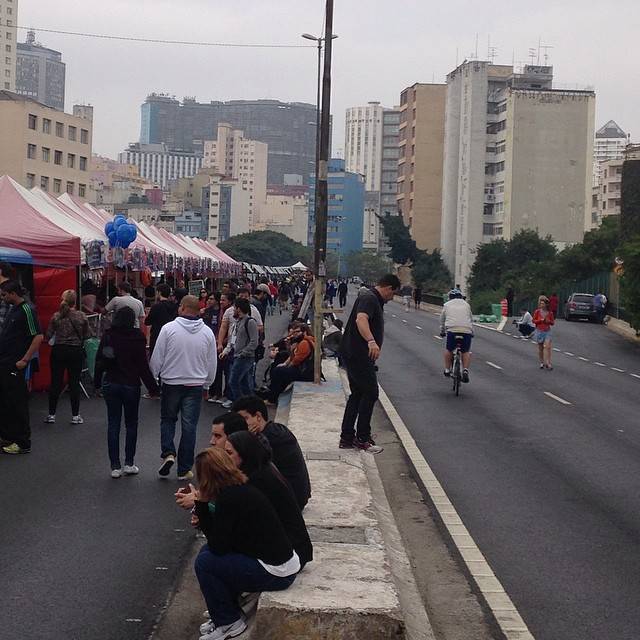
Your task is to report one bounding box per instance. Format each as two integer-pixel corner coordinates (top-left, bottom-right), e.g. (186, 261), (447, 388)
(451, 334), (465, 396)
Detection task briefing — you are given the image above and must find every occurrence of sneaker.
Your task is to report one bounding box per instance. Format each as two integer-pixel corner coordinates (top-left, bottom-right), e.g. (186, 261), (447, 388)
(123, 465), (139, 475)
(443, 369), (451, 378)
(143, 393), (160, 400)
(177, 470), (194, 481)
(158, 454), (176, 477)
(200, 617), (247, 640)
(71, 415), (84, 424)
(545, 364), (554, 371)
(44, 415), (56, 424)
(207, 396), (219, 403)
(200, 620), (215, 635)
(111, 469), (122, 479)
(221, 400), (233, 409)
(539, 363), (545, 369)
(462, 369), (470, 383)
(353, 438), (383, 454)
(2, 443), (31, 455)
(338, 438), (355, 449)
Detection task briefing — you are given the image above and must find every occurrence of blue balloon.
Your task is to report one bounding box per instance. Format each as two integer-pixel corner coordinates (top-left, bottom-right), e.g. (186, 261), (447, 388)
(116, 225), (129, 243)
(105, 221), (114, 235)
(128, 223), (138, 242)
(108, 231), (117, 247)
(114, 215), (127, 229)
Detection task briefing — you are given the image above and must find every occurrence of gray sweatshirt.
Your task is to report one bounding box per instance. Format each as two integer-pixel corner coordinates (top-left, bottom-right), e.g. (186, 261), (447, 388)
(234, 314), (259, 358)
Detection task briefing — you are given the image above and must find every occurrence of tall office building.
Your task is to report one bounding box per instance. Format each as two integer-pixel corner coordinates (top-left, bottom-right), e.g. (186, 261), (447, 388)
(16, 30), (66, 111)
(0, 0), (17, 92)
(441, 61), (595, 287)
(593, 120), (628, 184)
(139, 95), (317, 184)
(203, 123), (267, 231)
(397, 83), (447, 252)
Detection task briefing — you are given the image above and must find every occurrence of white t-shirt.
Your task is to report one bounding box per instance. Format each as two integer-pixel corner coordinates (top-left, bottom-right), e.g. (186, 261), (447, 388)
(105, 295), (145, 328)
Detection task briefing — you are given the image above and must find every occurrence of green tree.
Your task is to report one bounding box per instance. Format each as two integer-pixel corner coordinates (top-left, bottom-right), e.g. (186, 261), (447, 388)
(468, 239), (509, 295)
(218, 231), (313, 267)
(620, 236), (640, 332)
(345, 250), (393, 284)
(378, 214), (416, 264)
(412, 249), (452, 293)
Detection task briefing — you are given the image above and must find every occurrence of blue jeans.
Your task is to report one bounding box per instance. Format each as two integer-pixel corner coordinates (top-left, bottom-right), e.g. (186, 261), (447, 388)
(160, 384), (203, 475)
(194, 545), (296, 626)
(103, 382), (141, 470)
(228, 356), (254, 401)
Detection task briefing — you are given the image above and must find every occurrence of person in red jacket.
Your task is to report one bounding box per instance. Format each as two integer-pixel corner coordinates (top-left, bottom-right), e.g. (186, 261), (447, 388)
(533, 295), (555, 370)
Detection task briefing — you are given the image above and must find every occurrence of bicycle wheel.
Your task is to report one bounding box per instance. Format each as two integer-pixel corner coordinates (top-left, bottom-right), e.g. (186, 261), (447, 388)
(453, 352), (461, 396)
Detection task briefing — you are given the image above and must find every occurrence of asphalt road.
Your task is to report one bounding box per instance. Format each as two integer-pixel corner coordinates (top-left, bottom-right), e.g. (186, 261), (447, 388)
(377, 300), (640, 640)
(0, 309), (289, 640)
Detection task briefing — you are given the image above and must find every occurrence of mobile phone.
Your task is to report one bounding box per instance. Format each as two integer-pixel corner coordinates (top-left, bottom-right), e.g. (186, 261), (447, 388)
(179, 486), (191, 495)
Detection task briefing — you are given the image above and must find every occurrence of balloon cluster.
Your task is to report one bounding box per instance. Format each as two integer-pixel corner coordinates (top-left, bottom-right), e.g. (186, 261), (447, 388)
(104, 216), (138, 249)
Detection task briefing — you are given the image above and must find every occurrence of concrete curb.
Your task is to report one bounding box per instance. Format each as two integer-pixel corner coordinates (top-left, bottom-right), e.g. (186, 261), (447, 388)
(605, 317), (640, 343)
(376, 385), (535, 640)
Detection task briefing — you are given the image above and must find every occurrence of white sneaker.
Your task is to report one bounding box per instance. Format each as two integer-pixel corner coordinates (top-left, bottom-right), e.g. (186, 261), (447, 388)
(111, 469), (122, 479)
(123, 465), (139, 475)
(221, 400), (233, 409)
(44, 415), (55, 424)
(177, 470), (194, 481)
(200, 618), (247, 640)
(71, 415), (84, 424)
(200, 620), (215, 635)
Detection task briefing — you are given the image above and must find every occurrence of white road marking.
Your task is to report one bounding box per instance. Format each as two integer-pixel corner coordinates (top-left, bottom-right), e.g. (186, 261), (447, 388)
(544, 391), (572, 406)
(611, 367), (625, 373)
(126, 619), (143, 623)
(564, 352), (574, 356)
(155, 566), (169, 570)
(486, 361), (503, 370)
(402, 319), (408, 324)
(578, 357), (589, 362)
(594, 362), (606, 367)
(434, 335), (443, 341)
(631, 373), (640, 379)
(505, 332), (512, 336)
(497, 316), (508, 331)
(416, 326), (423, 330)
(392, 314), (397, 318)
(553, 348), (561, 352)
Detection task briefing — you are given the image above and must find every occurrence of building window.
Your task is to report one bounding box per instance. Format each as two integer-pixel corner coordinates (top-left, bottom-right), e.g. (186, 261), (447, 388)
(26, 173), (36, 188)
(27, 143), (37, 159)
(68, 126), (77, 141)
(41, 176), (49, 191)
(79, 156), (88, 171)
(42, 147), (50, 163)
(67, 153), (76, 169)
(5, 45), (11, 52)
(54, 150), (62, 165)
(53, 179), (62, 194)
(6, 32), (12, 41)
(42, 118), (51, 134)
(66, 181), (75, 195)
(28, 114), (37, 130)
(78, 184), (86, 198)
(80, 129), (89, 144)
(56, 122), (64, 137)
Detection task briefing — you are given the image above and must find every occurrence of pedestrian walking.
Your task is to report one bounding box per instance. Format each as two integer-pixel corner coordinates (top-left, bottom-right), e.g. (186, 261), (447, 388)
(0, 261), (14, 335)
(150, 295), (217, 480)
(594, 292), (608, 324)
(401, 285), (412, 312)
(549, 293), (559, 318)
(338, 279), (348, 308)
(94, 307), (160, 478)
(505, 286), (515, 318)
(339, 274), (400, 454)
(0, 280), (43, 455)
(413, 286), (422, 310)
(105, 282), (146, 329)
(533, 295), (555, 370)
(44, 290), (90, 425)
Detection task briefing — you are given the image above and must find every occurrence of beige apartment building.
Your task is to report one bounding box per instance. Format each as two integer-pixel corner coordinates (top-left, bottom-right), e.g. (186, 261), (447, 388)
(0, 91), (93, 198)
(593, 158), (623, 224)
(203, 123), (267, 231)
(0, 0), (17, 92)
(397, 83), (447, 251)
(256, 191), (309, 245)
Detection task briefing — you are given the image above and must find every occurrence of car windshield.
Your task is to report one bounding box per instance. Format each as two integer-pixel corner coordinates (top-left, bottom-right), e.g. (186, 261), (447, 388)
(573, 295), (593, 303)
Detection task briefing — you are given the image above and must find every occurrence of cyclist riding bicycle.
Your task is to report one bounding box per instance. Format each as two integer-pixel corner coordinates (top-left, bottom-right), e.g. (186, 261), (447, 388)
(439, 288), (474, 383)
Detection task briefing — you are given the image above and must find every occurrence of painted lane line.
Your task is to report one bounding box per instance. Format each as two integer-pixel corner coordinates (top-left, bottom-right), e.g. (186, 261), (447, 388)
(578, 357), (589, 362)
(631, 373), (640, 379)
(486, 361), (503, 370)
(611, 367), (625, 373)
(392, 314), (397, 318)
(402, 319), (408, 324)
(564, 352), (575, 356)
(505, 332), (512, 336)
(544, 391), (572, 406)
(594, 362), (606, 367)
(416, 326), (423, 330)
(376, 386), (534, 640)
(553, 348), (561, 352)
(434, 335), (443, 341)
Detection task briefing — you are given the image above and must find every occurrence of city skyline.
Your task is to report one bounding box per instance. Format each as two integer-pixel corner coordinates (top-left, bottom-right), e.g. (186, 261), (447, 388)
(16, 0), (639, 159)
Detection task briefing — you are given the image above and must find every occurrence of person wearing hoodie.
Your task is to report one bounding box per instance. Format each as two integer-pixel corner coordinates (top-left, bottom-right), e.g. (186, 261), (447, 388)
(150, 295), (217, 480)
(94, 307), (160, 478)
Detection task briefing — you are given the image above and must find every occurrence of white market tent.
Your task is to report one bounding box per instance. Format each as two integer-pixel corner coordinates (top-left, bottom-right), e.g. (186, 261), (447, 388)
(290, 261), (309, 271)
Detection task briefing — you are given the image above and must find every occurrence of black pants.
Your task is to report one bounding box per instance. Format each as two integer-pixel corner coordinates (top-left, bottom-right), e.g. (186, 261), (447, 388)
(268, 364), (313, 401)
(0, 366), (31, 449)
(339, 293), (347, 307)
(49, 344), (83, 415)
(340, 359), (378, 442)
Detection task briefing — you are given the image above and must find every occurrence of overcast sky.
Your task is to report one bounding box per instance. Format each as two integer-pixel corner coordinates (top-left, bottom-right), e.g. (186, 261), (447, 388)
(19, 0), (639, 159)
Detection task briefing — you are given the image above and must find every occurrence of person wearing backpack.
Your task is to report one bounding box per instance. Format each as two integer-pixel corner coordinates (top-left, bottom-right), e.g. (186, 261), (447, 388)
(45, 290), (90, 425)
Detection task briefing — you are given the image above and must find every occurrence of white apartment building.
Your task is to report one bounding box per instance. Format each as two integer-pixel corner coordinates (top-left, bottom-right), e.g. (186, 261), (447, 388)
(203, 123), (267, 231)
(593, 120), (628, 185)
(595, 158), (623, 224)
(0, 0), (18, 91)
(257, 191), (309, 245)
(119, 142), (203, 189)
(441, 61), (595, 288)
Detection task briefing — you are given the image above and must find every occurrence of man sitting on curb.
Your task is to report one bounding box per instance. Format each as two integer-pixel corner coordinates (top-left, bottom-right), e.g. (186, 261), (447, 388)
(232, 396), (311, 510)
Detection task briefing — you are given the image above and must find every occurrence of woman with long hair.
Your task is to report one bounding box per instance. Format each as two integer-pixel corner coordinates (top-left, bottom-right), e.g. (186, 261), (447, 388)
(533, 295), (555, 370)
(45, 290), (90, 425)
(94, 307), (159, 478)
(226, 431), (313, 568)
(198, 288), (209, 311)
(192, 447), (300, 640)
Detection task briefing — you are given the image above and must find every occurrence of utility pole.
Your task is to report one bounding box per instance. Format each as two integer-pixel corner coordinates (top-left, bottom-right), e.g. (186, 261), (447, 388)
(312, 0), (334, 384)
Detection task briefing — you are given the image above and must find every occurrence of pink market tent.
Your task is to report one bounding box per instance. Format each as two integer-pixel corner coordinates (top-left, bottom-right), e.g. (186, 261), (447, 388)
(0, 175), (80, 267)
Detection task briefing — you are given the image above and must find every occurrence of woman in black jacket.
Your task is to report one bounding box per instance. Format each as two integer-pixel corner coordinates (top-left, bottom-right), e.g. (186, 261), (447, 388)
(226, 431), (313, 568)
(193, 448), (300, 640)
(94, 307), (159, 478)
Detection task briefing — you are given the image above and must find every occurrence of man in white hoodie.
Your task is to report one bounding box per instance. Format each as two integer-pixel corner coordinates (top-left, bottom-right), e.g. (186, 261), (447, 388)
(439, 289), (474, 383)
(150, 295), (217, 480)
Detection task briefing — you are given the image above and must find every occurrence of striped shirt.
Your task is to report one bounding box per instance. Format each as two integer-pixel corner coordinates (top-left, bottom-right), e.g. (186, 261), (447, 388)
(0, 302), (41, 367)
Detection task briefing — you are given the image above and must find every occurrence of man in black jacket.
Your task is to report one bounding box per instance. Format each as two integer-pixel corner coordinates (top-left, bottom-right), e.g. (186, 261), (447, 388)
(232, 395), (311, 509)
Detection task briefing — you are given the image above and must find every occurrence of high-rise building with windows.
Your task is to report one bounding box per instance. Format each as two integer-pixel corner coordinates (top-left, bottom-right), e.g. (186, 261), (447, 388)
(593, 120), (628, 185)
(139, 94), (317, 185)
(0, 0), (18, 92)
(16, 30), (66, 111)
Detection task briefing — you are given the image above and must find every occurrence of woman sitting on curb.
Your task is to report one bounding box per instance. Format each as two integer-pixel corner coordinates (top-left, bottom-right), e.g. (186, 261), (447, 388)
(191, 448), (300, 640)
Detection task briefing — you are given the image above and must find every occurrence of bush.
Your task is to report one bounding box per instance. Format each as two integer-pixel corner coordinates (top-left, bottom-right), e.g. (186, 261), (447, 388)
(469, 289), (500, 315)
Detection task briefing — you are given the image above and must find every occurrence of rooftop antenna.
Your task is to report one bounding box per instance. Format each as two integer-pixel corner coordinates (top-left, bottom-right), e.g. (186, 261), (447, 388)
(487, 35), (498, 64)
(528, 48), (537, 65)
(540, 43), (554, 65)
(456, 47), (459, 67)
(475, 33), (479, 59)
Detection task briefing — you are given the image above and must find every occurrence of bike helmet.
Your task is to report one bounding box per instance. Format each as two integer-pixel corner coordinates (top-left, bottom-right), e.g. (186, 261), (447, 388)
(448, 288), (463, 300)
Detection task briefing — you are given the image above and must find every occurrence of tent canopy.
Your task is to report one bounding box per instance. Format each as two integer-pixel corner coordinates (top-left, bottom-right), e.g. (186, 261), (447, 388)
(0, 176), (80, 267)
(290, 261), (309, 270)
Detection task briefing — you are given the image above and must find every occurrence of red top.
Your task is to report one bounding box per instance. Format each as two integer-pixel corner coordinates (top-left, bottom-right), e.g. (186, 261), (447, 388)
(533, 309), (555, 332)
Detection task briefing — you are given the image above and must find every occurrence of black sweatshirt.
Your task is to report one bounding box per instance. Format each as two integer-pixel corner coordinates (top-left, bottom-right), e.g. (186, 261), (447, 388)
(263, 422), (311, 510)
(250, 464), (313, 567)
(195, 484), (294, 566)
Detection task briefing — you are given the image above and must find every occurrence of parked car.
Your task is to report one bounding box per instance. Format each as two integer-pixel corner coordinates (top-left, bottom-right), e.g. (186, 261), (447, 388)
(564, 293), (598, 322)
